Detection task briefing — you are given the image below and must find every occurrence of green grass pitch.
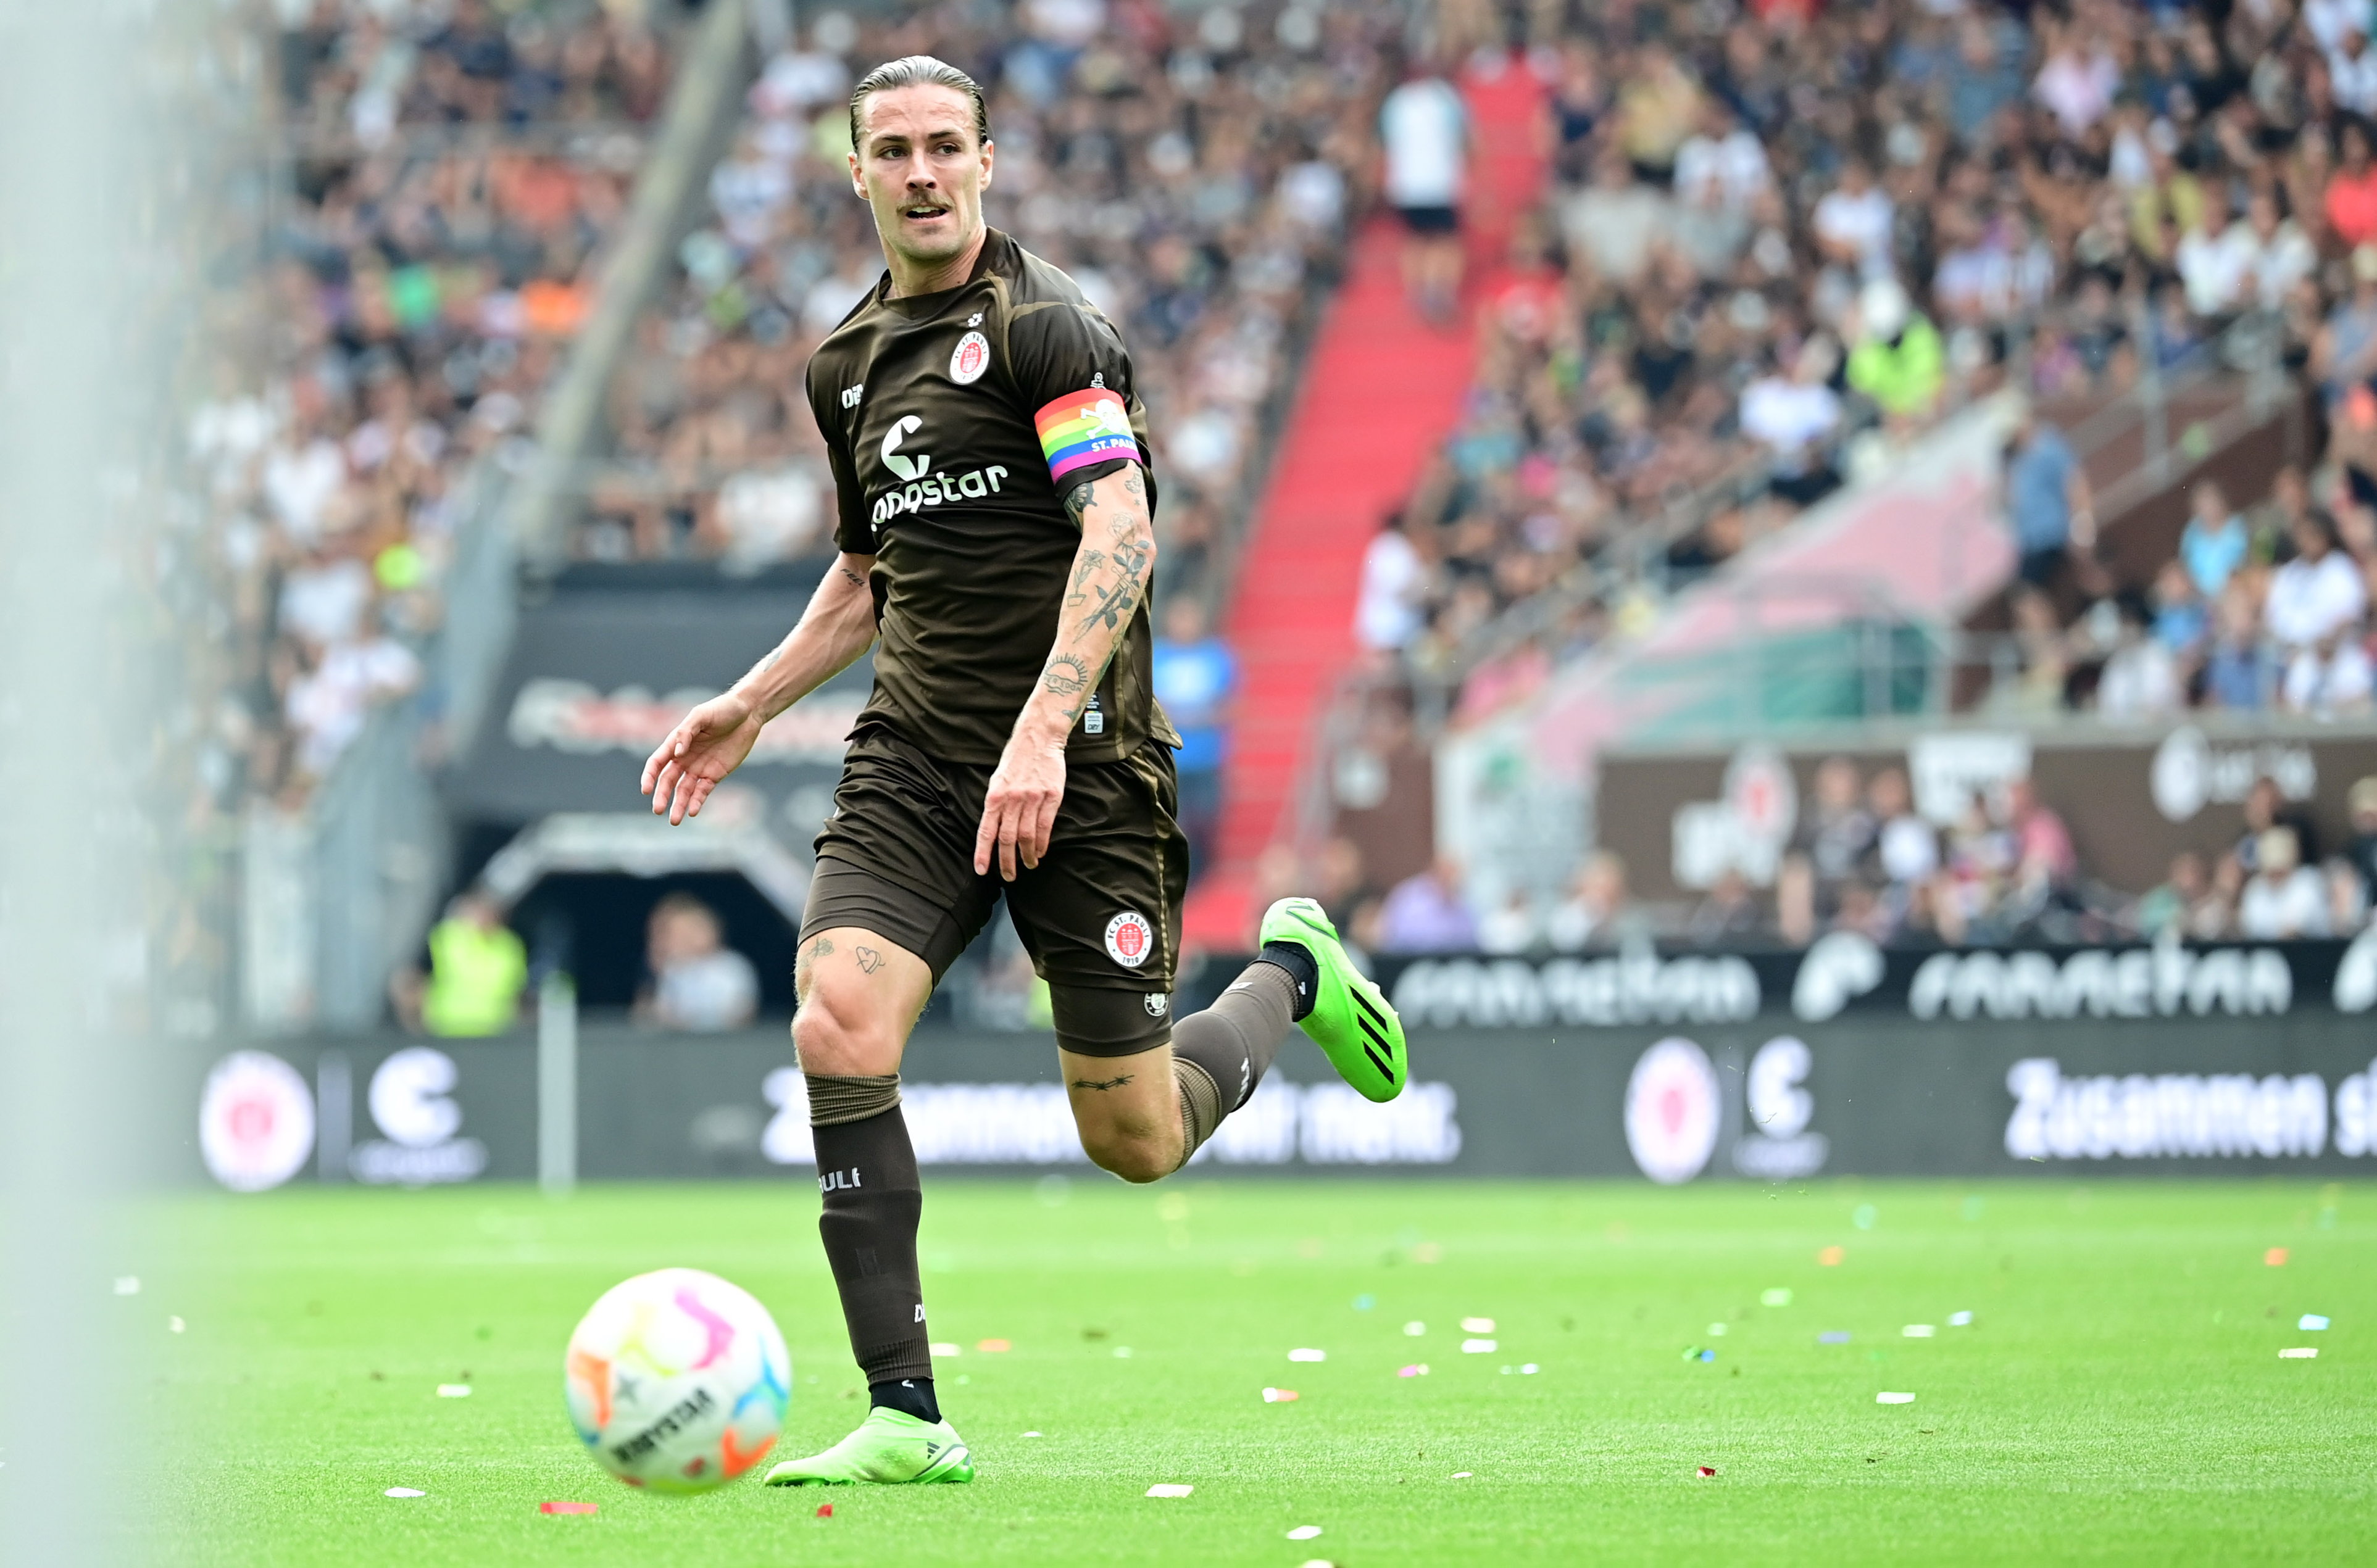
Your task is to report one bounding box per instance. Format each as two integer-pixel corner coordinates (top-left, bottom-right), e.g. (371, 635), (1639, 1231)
(163, 1179), (2373, 1566)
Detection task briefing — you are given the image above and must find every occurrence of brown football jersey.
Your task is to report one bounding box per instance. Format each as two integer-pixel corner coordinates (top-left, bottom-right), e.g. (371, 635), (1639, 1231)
(804, 228), (1178, 765)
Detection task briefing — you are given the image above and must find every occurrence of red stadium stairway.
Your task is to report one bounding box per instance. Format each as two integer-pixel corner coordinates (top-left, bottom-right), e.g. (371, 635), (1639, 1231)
(1180, 56), (1546, 950)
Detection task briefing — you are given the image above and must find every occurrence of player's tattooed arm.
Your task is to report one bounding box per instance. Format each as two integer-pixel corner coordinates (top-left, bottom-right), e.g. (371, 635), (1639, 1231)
(980, 464), (1155, 881)
(654, 551), (878, 826)
(1043, 654), (1091, 713)
(1063, 549), (1107, 610)
(726, 551), (880, 721)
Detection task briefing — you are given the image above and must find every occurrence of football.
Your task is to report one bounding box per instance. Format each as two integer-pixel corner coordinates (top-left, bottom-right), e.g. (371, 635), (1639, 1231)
(564, 1267), (791, 1493)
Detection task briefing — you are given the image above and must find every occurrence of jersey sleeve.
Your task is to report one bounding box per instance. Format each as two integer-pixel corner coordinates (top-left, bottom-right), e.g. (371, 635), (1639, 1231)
(1005, 301), (1149, 501)
(804, 355), (873, 555)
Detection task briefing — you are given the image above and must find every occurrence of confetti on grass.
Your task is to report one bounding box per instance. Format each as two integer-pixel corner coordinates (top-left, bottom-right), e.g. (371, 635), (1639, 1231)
(2266, 1248), (2289, 1266)
(976, 1338), (1010, 1353)
(1451, 1471), (1473, 1479)
(1902, 1325), (1936, 1338)
(1762, 1288), (1792, 1306)
(1820, 1332), (1852, 1344)
(114, 1277), (140, 1296)
(1460, 1317), (1496, 1333)
(436, 1384), (472, 1398)
(1697, 1466), (1717, 1477)
(1876, 1392), (1916, 1404)
(384, 1488), (425, 1499)
(816, 1504), (833, 1517)
(929, 1342), (961, 1356)
(1287, 1525), (1323, 1540)
(1461, 1338), (1497, 1353)
(1288, 1348), (1326, 1363)
(1818, 1247), (1846, 1266)
(1022, 1431), (1044, 1438)
(1949, 1311), (1973, 1327)
(1397, 1363), (1430, 1377)
(1145, 1483), (1194, 1498)
(1262, 1387), (1299, 1403)
(538, 1501), (596, 1516)
(2278, 1348), (2319, 1359)
(1403, 1321), (1426, 1337)
(2299, 1315), (2330, 1331)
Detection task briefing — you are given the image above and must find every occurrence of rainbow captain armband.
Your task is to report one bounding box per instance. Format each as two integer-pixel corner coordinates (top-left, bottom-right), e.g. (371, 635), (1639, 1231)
(1034, 389), (1139, 483)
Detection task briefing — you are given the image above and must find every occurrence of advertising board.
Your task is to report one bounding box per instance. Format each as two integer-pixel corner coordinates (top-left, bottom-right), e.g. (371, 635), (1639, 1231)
(189, 934), (2377, 1189)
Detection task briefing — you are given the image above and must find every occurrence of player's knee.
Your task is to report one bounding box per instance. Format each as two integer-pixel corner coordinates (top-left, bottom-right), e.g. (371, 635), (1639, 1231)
(1080, 1124), (1173, 1184)
(793, 985), (901, 1076)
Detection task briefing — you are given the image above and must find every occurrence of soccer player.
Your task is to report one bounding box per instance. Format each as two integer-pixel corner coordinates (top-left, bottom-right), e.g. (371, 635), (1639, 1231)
(638, 56), (1407, 1488)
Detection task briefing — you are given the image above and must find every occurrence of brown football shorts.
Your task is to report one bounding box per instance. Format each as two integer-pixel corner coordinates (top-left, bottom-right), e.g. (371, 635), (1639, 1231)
(801, 723), (1189, 1055)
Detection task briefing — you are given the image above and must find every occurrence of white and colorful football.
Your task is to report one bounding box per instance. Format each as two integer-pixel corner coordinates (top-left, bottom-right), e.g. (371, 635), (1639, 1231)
(564, 1267), (791, 1493)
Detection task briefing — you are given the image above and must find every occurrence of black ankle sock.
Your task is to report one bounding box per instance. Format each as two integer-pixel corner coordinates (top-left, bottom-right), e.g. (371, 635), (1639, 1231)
(1258, 940), (1320, 1021)
(869, 1374), (941, 1424)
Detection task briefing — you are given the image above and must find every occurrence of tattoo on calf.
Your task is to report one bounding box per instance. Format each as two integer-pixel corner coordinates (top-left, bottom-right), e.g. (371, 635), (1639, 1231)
(1068, 1073), (1135, 1092)
(853, 945), (884, 974)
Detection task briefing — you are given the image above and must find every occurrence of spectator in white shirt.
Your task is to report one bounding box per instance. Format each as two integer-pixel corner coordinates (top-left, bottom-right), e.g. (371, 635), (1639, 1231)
(2175, 191), (2255, 317)
(1380, 64), (1468, 321)
(1354, 515), (1428, 653)
(2305, 0), (2375, 53)
(1672, 100), (1770, 211)
(2236, 191), (2318, 310)
(1564, 147), (1671, 285)
(2333, 24), (2377, 117)
(1867, 765), (1939, 889)
(2265, 512), (2370, 652)
(2238, 828), (2330, 939)
(278, 545), (375, 646)
(1813, 158), (1895, 280)
(638, 894), (759, 1032)
(2283, 628), (2376, 715)
(1739, 336), (1842, 504)
(2097, 600), (2185, 719)
(2032, 26), (2118, 136)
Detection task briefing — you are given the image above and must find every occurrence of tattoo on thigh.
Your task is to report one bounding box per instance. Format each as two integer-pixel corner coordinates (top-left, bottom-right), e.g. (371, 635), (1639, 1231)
(1069, 1072), (1135, 1092)
(853, 945), (884, 974)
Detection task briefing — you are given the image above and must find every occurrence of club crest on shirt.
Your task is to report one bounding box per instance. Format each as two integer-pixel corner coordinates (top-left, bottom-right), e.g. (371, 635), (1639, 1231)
(949, 330), (991, 385)
(1105, 911), (1155, 968)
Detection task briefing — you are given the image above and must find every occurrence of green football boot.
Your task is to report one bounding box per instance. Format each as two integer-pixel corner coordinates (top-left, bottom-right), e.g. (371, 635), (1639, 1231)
(761, 1407), (975, 1487)
(1260, 896), (1407, 1103)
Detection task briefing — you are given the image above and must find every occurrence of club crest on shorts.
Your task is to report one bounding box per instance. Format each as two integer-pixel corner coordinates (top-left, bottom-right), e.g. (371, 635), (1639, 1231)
(949, 330), (990, 385)
(1104, 910), (1154, 968)
(1143, 993), (1169, 1017)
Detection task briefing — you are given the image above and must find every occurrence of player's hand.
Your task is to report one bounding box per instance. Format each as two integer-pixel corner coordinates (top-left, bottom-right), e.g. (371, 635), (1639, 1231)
(976, 732), (1065, 881)
(641, 690), (764, 825)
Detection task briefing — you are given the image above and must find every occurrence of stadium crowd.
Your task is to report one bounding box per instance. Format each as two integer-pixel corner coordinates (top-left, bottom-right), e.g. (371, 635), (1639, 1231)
(589, 0), (1401, 611)
(191, 1), (680, 800)
(1354, 0), (2377, 711)
(1984, 456), (2377, 718)
(1327, 757), (2377, 956)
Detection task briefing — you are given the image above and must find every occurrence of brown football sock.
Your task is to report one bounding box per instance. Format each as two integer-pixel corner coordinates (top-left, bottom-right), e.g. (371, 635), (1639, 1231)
(1167, 958), (1301, 1165)
(809, 1077), (931, 1390)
